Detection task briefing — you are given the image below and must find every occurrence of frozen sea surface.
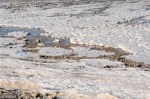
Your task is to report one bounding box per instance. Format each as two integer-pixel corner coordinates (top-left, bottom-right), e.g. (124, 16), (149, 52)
(0, 0), (150, 99)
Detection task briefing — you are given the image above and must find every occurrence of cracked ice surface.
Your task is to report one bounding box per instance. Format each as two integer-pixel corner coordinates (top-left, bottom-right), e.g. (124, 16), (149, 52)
(0, 0), (150, 63)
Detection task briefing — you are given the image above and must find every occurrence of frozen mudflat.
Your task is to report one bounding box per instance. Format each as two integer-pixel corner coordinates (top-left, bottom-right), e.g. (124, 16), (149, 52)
(0, 0), (150, 99)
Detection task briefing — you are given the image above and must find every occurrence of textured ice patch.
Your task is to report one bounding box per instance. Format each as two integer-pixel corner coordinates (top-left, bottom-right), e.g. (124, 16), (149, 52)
(57, 91), (118, 99)
(0, 38), (24, 47)
(0, 47), (37, 59)
(80, 59), (125, 68)
(5, 31), (29, 38)
(0, 58), (150, 99)
(38, 47), (72, 56)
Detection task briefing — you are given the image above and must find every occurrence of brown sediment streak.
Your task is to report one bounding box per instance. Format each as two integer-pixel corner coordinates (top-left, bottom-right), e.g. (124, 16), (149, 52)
(0, 26), (150, 69)
(36, 43), (150, 69)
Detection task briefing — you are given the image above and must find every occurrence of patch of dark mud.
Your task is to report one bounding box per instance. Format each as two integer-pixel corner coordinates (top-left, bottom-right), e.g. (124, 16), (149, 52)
(38, 44), (122, 60)
(0, 87), (58, 99)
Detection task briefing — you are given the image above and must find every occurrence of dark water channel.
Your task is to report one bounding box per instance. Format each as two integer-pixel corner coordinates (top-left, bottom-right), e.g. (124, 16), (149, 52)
(126, 17), (150, 25)
(0, 26), (69, 45)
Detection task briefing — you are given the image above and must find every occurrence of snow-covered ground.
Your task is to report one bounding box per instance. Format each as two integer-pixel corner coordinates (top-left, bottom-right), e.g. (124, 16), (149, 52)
(0, 58), (150, 99)
(0, 0), (150, 99)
